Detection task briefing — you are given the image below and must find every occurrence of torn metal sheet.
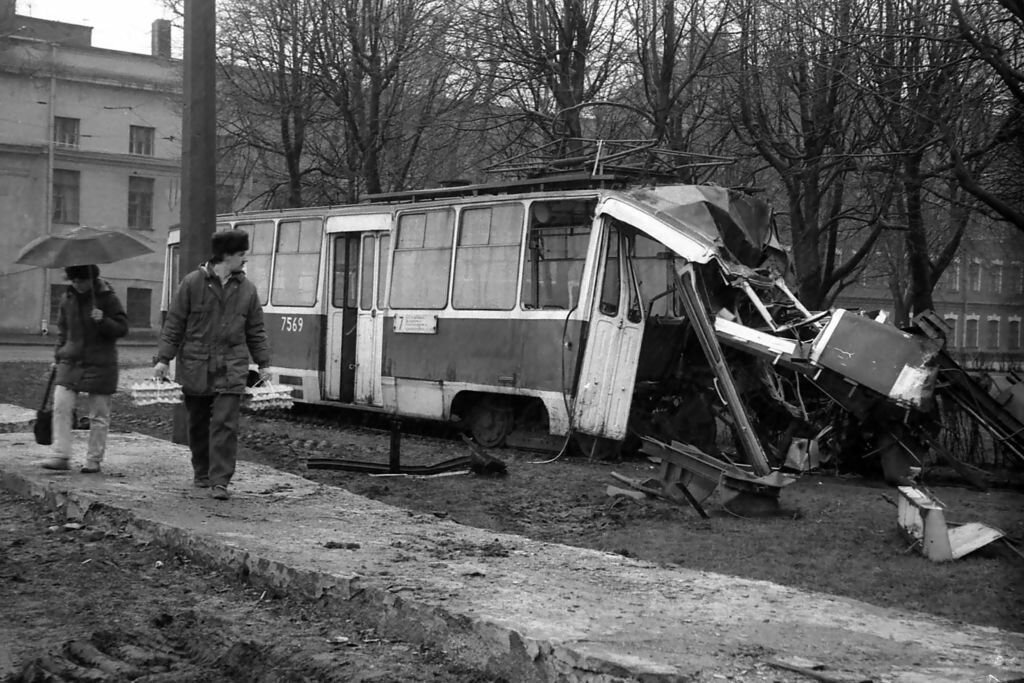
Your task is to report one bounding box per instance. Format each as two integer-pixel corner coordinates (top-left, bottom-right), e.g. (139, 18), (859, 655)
(896, 486), (1005, 561)
(809, 310), (940, 410)
(784, 437), (821, 472)
(640, 436), (796, 515)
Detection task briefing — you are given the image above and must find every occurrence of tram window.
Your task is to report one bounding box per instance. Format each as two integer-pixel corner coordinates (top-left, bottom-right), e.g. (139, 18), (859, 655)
(377, 235), (390, 309)
(331, 235), (359, 308)
(390, 210), (453, 309)
(599, 226), (620, 316)
(453, 204), (522, 310)
(520, 200), (593, 310)
(633, 233), (675, 317)
(271, 218), (323, 306)
(624, 234), (644, 323)
(235, 220), (274, 304)
(359, 234), (375, 310)
(168, 244), (179, 289)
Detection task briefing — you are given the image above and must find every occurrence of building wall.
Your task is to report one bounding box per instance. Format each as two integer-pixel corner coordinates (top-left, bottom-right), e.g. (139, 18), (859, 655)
(834, 229), (1024, 370)
(0, 32), (182, 334)
(0, 147), (47, 331)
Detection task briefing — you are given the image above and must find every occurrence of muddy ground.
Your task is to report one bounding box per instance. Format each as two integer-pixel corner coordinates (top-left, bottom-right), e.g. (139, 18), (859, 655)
(1, 360), (1023, 681)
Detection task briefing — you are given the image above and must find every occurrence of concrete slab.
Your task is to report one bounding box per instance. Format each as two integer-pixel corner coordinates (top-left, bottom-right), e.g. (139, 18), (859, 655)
(1, 430), (1021, 682)
(0, 404), (35, 432)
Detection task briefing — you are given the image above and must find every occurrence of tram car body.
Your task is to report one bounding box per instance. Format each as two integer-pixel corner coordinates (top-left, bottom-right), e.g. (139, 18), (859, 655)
(162, 176), (940, 470)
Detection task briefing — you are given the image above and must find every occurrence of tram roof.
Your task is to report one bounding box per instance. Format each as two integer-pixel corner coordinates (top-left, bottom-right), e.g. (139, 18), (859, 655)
(362, 172), (629, 203)
(195, 173), (779, 272)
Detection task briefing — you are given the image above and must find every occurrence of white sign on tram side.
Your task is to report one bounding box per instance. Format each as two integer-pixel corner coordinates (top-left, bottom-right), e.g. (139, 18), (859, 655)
(393, 313), (438, 334)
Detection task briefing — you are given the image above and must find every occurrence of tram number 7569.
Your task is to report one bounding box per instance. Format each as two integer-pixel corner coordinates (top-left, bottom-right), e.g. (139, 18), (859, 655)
(281, 316), (304, 333)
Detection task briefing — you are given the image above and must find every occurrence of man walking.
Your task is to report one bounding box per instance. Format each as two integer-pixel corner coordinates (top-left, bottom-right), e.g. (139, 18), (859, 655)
(153, 230), (271, 500)
(42, 264), (129, 473)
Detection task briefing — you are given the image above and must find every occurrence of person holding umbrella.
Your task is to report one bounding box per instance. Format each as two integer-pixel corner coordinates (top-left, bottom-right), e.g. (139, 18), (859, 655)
(40, 264), (129, 472)
(152, 229), (271, 500)
(16, 226), (151, 473)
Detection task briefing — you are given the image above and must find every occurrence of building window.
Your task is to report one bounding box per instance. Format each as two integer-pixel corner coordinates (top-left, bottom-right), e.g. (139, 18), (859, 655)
(1016, 262), (1024, 295)
(1009, 319), (1021, 350)
(48, 284), (66, 324)
(216, 183), (235, 214)
(943, 316), (959, 348)
(986, 318), (1000, 349)
(452, 204), (522, 310)
(53, 117), (79, 148)
(948, 260), (960, 292)
(52, 169), (80, 224)
(129, 125), (155, 156)
(965, 317), (979, 348)
(390, 210), (454, 309)
(990, 262), (1003, 294)
(126, 287), (151, 328)
(968, 260), (982, 292)
(128, 176), (154, 230)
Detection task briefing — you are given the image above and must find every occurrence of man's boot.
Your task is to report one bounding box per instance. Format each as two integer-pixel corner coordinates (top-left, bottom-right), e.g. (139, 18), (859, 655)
(40, 457), (70, 471)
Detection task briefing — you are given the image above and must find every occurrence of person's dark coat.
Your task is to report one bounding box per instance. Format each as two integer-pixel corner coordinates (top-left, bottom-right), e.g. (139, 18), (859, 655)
(54, 279), (129, 395)
(156, 263), (270, 395)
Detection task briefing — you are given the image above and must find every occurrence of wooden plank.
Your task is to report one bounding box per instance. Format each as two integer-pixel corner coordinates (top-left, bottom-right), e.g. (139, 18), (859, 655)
(605, 485), (646, 500)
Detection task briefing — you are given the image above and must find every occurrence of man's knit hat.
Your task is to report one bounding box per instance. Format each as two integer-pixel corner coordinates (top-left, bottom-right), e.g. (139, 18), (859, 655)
(211, 229), (250, 259)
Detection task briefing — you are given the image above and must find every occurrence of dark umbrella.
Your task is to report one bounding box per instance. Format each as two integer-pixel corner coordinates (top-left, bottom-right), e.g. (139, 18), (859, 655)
(15, 225), (154, 268)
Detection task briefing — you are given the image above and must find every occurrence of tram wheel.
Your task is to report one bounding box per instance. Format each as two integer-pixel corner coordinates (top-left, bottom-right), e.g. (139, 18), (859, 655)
(468, 400), (513, 448)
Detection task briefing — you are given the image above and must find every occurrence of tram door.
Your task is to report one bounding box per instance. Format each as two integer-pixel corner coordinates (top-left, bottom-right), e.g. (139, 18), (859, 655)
(327, 234), (360, 402)
(325, 213), (391, 403)
(571, 220), (644, 440)
(354, 233), (388, 405)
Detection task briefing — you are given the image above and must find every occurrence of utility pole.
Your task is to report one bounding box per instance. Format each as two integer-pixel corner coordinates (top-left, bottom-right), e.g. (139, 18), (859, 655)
(41, 42), (56, 335)
(174, 0), (216, 444)
(180, 0), (217, 276)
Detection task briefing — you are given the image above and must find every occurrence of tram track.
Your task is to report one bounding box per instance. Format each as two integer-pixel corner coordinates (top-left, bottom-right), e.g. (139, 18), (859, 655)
(115, 397), (565, 477)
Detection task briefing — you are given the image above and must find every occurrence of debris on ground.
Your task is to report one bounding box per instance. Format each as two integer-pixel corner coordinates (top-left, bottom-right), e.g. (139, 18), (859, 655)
(896, 485), (1005, 561)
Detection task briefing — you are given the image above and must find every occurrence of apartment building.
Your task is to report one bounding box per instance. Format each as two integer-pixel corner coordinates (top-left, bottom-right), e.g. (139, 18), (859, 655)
(0, 4), (180, 334)
(836, 225), (1024, 370)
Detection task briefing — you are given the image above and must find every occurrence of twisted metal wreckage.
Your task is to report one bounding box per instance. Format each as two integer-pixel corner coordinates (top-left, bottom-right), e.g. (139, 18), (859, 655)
(585, 182), (1023, 521)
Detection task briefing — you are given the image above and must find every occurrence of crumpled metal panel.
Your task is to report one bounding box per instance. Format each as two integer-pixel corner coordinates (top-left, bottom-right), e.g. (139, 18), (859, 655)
(616, 185), (778, 270)
(810, 310), (940, 410)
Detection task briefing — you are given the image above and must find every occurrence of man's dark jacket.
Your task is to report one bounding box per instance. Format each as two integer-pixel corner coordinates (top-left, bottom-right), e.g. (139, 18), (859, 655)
(156, 263), (270, 395)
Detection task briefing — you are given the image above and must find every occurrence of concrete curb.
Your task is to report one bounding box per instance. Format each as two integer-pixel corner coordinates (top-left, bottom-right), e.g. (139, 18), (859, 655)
(1, 431), (1022, 683)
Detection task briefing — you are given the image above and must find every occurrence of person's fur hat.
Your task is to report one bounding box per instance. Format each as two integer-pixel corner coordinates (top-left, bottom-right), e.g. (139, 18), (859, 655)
(64, 264), (99, 281)
(211, 229), (250, 261)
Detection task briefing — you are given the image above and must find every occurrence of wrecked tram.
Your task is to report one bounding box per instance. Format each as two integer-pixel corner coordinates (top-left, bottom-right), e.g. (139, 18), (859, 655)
(162, 175), (941, 481)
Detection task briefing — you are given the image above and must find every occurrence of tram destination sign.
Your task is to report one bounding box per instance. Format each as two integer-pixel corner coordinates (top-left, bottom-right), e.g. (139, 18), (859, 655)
(393, 313), (438, 334)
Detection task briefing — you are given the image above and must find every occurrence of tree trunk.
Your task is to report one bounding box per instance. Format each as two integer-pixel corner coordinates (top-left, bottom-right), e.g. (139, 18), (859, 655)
(903, 154), (935, 317)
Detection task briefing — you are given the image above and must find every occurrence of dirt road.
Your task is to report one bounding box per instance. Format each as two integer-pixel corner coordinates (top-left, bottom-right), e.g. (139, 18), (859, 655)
(1, 352), (1022, 680)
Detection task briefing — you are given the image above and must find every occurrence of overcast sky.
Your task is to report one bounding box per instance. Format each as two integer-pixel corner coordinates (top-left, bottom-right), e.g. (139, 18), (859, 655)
(17, 0), (174, 55)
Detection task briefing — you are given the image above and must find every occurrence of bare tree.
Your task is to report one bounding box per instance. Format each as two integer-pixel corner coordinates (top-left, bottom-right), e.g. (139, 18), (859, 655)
(217, 0), (327, 208)
(847, 0), (1014, 322)
(461, 0), (627, 158)
(949, 0), (1024, 233)
(310, 0), (476, 197)
(626, 0), (735, 155)
(730, 0), (885, 309)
